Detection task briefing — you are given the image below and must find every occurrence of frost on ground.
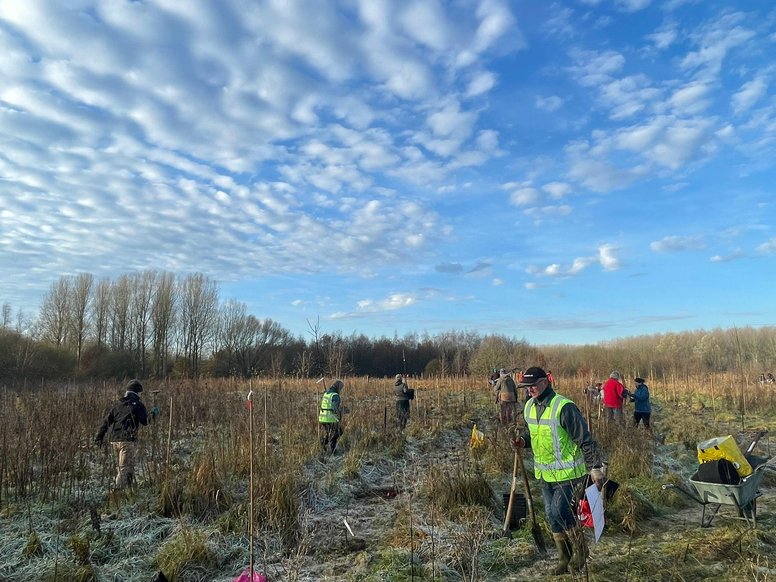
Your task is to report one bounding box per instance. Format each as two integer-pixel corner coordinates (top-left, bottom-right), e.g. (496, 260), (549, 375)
(1, 396), (775, 581)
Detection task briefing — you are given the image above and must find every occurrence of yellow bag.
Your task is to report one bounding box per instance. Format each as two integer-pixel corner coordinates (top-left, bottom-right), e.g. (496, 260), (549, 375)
(697, 435), (752, 477)
(470, 424), (485, 449)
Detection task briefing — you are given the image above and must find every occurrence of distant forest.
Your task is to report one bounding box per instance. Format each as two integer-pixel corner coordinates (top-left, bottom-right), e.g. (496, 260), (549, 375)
(2, 271), (775, 384)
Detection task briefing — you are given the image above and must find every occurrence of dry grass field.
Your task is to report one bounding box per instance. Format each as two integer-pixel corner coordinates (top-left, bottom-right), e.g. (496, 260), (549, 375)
(1, 373), (775, 581)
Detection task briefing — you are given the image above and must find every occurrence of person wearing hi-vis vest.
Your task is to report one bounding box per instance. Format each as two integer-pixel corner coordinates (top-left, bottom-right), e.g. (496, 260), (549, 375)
(511, 366), (607, 575)
(319, 379), (344, 454)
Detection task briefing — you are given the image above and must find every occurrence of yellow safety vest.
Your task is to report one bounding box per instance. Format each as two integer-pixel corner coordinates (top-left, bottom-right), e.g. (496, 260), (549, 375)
(524, 394), (586, 482)
(318, 391), (339, 424)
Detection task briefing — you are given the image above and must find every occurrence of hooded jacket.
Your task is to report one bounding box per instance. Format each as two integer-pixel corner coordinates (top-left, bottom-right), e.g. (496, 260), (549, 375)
(95, 392), (148, 444)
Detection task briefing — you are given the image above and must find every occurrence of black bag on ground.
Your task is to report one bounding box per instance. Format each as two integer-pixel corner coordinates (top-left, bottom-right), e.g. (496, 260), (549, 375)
(693, 459), (741, 485)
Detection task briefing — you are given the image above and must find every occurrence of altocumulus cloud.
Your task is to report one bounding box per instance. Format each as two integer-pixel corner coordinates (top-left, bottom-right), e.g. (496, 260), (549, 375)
(328, 292), (417, 320)
(0, 0), (517, 300)
(650, 235), (705, 252)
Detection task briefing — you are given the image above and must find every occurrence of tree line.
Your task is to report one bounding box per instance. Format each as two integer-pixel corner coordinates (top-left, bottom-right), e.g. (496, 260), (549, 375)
(1, 271), (775, 384)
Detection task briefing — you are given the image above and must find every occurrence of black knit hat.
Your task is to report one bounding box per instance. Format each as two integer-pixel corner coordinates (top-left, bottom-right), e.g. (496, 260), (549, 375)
(125, 379), (143, 393)
(634, 377), (645, 384)
(517, 366), (547, 386)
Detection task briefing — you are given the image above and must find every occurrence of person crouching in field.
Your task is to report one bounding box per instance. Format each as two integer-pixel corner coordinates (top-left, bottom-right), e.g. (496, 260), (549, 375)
(394, 374), (411, 430)
(94, 379), (149, 490)
(319, 379), (345, 454)
(632, 377), (651, 429)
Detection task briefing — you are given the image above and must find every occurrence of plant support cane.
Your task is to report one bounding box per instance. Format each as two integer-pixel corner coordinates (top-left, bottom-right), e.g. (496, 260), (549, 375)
(248, 390), (255, 581)
(517, 446), (547, 554)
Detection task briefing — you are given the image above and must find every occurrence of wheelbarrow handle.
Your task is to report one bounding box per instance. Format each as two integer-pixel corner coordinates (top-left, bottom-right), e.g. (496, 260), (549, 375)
(745, 430), (768, 455)
(662, 483), (703, 505)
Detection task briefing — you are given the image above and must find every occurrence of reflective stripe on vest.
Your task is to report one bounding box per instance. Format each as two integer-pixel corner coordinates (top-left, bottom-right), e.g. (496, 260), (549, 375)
(524, 394), (586, 482)
(318, 391), (339, 423)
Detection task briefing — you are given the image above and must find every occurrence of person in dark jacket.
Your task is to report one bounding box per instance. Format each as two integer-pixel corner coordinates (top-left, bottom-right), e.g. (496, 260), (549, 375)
(394, 374), (412, 430)
(493, 368), (518, 425)
(511, 366), (606, 575)
(95, 379), (149, 489)
(632, 377), (651, 429)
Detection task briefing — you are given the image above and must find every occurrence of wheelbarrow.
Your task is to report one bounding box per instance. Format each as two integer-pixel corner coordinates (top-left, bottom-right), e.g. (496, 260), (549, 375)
(662, 455), (776, 528)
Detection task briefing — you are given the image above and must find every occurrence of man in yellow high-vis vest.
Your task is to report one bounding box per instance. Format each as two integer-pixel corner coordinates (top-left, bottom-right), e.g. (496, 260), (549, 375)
(512, 366), (607, 575)
(319, 379), (344, 453)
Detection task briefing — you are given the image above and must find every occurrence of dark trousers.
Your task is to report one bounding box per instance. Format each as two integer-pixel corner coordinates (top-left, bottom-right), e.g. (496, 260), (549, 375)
(499, 401), (516, 425)
(320, 422), (342, 453)
(396, 400), (410, 430)
(634, 411), (651, 428)
(540, 479), (579, 534)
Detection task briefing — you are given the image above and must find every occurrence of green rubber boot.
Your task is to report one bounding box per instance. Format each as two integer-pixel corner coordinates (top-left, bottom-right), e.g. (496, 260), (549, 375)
(551, 532), (571, 575)
(567, 527), (589, 572)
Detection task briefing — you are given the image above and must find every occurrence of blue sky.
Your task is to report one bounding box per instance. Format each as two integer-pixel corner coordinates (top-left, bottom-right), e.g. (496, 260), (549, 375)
(1, 0), (775, 344)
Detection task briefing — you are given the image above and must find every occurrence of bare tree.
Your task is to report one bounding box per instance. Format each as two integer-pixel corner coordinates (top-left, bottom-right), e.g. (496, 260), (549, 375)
(130, 271), (156, 376)
(179, 273), (218, 378)
(151, 272), (176, 378)
(39, 277), (71, 348)
(69, 273), (93, 369)
(110, 275), (131, 351)
(91, 278), (112, 350)
(218, 300), (292, 377)
(1, 302), (11, 328)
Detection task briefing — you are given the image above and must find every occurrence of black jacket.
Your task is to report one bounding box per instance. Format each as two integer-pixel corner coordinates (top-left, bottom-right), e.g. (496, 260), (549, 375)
(95, 392), (148, 444)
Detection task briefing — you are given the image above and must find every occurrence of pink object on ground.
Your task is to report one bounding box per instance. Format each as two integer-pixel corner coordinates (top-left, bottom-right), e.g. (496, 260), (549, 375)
(233, 569), (268, 582)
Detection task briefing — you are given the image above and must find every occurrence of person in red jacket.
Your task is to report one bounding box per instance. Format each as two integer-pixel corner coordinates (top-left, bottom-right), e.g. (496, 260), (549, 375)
(601, 371), (628, 425)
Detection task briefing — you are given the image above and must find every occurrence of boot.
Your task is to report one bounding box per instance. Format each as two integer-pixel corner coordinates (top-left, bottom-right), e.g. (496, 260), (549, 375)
(567, 527), (589, 572)
(551, 532), (571, 575)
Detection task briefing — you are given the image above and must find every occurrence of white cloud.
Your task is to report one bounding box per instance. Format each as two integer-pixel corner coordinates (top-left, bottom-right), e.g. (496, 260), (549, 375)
(466, 71), (497, 97)
(542, 182), (572, 199)
(650, 235), (705, 252)
(732, 77), (768, 114)
(618, 0), (651, 12)
(492, 278), (503, 286)
(757, 238), (776, 253)
(509, 187), (540, 206)
(570, 50), (626, 88)
(535, 95), (563, 112)
(527, 244), (619, 278)
(598, 244), (621, 271)
(680, 13), (755, 79)
(358, 293), (416, 312)
(646, 119), (712, 169)
(647, 22), (678, 50)
(710, 251), (744, 263)
(668, 81), (712, 114)
(523, 204), (573, 219)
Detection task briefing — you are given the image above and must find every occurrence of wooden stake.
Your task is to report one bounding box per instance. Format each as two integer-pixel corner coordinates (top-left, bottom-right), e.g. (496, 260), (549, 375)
(248, 389), (255, 581)
(263, 382), (268, 457)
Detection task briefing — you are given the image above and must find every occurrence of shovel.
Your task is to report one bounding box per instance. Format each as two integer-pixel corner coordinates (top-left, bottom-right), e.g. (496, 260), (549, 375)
(516, 447), (547, 554)
(502, 449), (520, 536)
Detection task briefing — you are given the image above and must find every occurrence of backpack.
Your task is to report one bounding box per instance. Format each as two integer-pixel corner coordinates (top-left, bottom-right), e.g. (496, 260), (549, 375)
(693, 459), (741, 485)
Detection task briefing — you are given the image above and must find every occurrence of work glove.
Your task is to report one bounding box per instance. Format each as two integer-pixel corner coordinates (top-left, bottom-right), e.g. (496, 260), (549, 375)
(150, 405), (161, 419)
(590, 463), (608, 490)
(509, 435), (525, 452)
